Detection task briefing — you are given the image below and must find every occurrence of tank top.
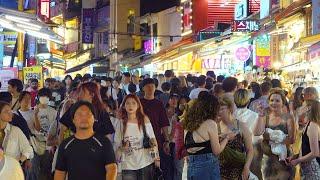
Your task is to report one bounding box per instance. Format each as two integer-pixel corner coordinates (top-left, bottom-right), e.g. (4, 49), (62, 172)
(301, 121), (320, 165)
(185, 130), (212, 155)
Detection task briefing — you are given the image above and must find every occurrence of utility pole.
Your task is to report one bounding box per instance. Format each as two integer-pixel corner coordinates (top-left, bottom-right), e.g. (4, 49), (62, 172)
(18, 0), (24, 80)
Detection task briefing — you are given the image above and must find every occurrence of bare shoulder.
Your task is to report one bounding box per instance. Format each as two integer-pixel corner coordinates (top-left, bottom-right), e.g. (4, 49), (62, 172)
(309, 122), (320, 132)
(204, 119), (218, 129)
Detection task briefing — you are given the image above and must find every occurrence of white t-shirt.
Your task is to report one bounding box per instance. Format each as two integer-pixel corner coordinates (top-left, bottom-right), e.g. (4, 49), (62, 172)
(234, 108), (258, 132)
(234, 108), (261, 143)
(117, 122), (156, 170)
(189, 88), (208, 99)
(36, 107), (57, 141)
(135, 84), (140, 92)
(0, 156), (24, 180)
(16, 110), (35, 133)
(122, 83), (130, 95)
(11, 97), (20, 111)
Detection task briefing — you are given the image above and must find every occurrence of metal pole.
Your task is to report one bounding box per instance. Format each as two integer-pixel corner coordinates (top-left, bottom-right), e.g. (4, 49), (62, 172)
(18, 0), (24, 80)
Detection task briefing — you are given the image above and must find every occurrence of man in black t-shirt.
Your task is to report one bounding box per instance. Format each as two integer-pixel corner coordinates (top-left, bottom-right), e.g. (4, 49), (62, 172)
(54, 101), (117, 180)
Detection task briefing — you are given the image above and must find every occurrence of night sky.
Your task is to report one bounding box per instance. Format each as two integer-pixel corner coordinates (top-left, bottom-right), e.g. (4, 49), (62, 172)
(140, 0), (180, 15)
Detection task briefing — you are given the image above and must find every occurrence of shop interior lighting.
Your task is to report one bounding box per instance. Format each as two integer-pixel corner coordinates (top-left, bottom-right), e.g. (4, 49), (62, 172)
(273, 61), (282, 69)
(5, 15), (30, 22)
(26, 30), (51, 39)
(0, 18), (63, 44)
(15, 20), (42, 29)
(0, 19), (25, 33)
(17, 23), (41, 31)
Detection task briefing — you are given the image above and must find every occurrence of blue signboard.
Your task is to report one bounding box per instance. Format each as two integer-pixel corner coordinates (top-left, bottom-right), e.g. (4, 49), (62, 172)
(312, 0), (320, 35)
(0, 0), (18, 9)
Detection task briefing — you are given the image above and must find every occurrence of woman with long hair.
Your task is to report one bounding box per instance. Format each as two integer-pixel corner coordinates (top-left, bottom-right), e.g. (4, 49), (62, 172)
(218, 97), (254, 180)
(182, 92), (235, 180)
(173, 95), (189, 180)
(114, 94), (159, 180)
(63, 75), (73, 94)
(59, 82), (114, 140)
(178, 76), (189, 97)
(288, 100), (320, 179)
(0, 101), (33, 169)
(254, 88), (295, 179)
(290, 87), (304, 114)
(248, 82), (262, 107)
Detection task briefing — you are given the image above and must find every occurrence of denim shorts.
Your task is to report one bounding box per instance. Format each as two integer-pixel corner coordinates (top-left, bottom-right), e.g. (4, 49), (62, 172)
(187, 153), (220, 180)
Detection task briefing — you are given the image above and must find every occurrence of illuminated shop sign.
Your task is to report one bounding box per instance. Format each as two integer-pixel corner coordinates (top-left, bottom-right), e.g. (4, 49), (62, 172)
(40, 0), (50, 19)
(82, 8), (95, 44)
(143, 38), (159, 54)
(202, 56), (231, 69)
(235, 47), (251, 62)
(144, 39), (153, 54)
(234, 0), (248, 20)
(233, 20), (260, 32)
(198, 31), (222, 41)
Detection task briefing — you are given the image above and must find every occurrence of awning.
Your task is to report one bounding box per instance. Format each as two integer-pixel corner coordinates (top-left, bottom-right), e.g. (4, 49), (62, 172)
(0, 7), (63, 44)
(65, 56), (109, 73)
(113, 50), (145, 66)
(290, 34), (320, 51)
(152, 36), (194, 60)
(300, 34), (320, 47)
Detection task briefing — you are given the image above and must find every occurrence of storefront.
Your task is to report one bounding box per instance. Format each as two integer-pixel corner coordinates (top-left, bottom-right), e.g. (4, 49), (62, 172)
(153, 51), (202, 75)
(199, 34), (252, 77)
(65, 51), (92, 77)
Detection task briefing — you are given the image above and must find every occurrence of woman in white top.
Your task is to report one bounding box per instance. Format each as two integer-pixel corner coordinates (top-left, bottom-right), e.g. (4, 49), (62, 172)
(0, 149), (24, 180)
(16, 91), (36, 134)
(114, 94), (160, 180)
(0, 101), (33, 165)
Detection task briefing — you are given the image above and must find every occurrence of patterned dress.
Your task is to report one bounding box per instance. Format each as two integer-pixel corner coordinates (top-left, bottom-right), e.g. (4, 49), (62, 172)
(219, 120), (246, 180)
(262, 115), (294, 180)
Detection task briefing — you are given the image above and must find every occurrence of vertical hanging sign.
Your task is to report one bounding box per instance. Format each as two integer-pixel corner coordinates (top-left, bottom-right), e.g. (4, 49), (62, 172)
(82, 8), (95, 44)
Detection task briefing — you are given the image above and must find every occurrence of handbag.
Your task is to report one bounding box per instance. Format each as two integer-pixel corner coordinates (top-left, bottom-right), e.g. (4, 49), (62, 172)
(220, 146), (246, 169)
(142, 122), (151, 149)
(30, 135), (46, 155)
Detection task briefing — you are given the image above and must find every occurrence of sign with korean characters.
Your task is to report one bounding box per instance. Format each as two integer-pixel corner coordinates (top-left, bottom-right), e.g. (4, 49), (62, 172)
(233, 20), (260, 32)
(82, 8), (95, 43)
(0, 32), (18, 45)
(23, 66), (44, 88)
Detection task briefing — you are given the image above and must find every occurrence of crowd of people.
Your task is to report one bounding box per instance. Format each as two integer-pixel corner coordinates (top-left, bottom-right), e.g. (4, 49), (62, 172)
(0, 69), (319, 180)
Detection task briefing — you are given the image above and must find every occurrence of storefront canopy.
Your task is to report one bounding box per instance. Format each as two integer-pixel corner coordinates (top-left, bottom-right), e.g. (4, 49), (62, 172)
(0, 7), (63, 44)
(65, 56), (109, 74)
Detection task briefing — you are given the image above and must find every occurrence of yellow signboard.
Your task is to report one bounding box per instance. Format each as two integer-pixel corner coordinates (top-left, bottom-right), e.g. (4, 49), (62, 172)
(133, 36), (142, 50)
(23, 66), (44, 88)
